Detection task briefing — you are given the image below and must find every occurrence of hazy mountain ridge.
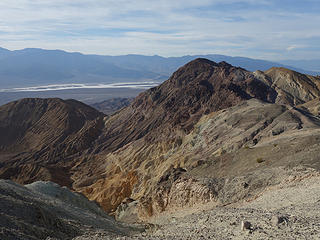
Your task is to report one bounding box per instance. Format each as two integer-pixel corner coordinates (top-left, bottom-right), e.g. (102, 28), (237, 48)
(102, 54), (319, 76)
(280, 59), (320, 72)
(0, 47), (318, 89)
(0, 48), (166, 88)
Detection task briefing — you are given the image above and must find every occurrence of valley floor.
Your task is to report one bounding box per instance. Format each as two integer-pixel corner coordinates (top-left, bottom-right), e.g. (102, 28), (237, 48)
(73, 167), (320, 240)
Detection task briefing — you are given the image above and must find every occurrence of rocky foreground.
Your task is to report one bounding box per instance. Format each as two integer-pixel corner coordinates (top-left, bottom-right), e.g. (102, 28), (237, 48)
(76, 167), (320, 239)
(0, 180), (144, 240)
(2, 165), (319, 239)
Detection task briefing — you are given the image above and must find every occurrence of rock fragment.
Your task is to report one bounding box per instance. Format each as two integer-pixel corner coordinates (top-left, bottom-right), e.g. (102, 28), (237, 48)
(241, 220), (252, 230)
(271, 215), (288, 226)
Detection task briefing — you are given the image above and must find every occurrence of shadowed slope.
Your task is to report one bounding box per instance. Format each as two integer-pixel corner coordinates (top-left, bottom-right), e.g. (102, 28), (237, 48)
(0, 98), (105, 186)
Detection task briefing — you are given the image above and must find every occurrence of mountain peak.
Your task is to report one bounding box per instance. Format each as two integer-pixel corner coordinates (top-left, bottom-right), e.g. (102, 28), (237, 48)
(169, 58), (219, 86)
(218, 61), (233, 68)
(190, 57), (218, 64)
(174, 59), (241, 79)
(122, 58), (277, 139)
(181, 58), (218, 69)
(266, 66), (298, 75)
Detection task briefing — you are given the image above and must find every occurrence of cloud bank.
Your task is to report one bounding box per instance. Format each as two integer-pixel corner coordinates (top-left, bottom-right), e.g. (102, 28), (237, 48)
(0, 0), (319, 60)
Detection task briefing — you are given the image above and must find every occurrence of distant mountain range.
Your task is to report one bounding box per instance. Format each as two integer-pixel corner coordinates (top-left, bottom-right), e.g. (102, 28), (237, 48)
(101, 54), (320, 77)
(280, 59), (320, 72)
(0, 47), (319, 89)
(0, 47), (165, 88)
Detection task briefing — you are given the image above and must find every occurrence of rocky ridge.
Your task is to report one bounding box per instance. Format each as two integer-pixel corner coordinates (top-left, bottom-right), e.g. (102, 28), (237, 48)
(1, 58), (320, 226)
(75, 59), (320, 216)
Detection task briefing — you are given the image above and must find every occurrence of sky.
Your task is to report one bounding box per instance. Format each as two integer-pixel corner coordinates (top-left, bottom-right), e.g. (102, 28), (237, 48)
(0, 0), (319, 60)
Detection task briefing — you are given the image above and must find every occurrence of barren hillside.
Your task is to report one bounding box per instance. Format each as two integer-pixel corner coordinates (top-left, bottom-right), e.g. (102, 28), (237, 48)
(1, 59), (320, 239)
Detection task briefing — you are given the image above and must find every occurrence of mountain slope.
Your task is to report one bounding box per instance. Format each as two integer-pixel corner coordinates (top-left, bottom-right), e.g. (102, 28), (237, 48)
(0, 179), (143, 239)
(76, 60), (320, 214)
(254, 67), (320, 105)
(93, 59), (276, 150)
(0, 98), (105, 186)
(83, 98), (320, 216)
(1, 59), (320, 220)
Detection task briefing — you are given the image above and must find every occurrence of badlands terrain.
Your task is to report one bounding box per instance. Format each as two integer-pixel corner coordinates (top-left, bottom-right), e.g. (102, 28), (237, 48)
(1, 58), (320, 239)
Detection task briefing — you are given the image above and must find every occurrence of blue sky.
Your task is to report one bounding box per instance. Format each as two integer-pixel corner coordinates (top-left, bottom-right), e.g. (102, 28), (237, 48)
(0, 0), (319, 60)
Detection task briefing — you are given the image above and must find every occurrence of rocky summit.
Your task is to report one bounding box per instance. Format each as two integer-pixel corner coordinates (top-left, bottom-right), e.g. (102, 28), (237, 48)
(1, 58), (320, 239)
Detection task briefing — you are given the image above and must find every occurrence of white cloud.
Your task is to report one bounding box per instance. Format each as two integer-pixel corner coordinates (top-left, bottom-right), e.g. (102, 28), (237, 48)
(0, 0), (319, 60)
(287, 45), (299, 51)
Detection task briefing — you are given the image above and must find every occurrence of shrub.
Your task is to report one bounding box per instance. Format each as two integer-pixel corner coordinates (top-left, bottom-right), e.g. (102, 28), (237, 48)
(256, 157), (264, 163)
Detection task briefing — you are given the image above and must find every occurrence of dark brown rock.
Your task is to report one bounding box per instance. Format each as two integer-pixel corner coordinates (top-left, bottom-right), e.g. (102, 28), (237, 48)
(0, 98), (105, 187)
